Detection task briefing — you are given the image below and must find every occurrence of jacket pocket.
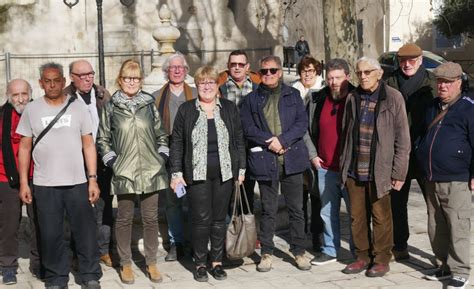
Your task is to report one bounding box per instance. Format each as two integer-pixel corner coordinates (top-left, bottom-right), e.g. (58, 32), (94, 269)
(247, 150), (273, 179)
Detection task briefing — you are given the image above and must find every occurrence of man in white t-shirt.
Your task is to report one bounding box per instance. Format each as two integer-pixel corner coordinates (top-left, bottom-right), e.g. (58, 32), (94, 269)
(16, 62), (102, 289)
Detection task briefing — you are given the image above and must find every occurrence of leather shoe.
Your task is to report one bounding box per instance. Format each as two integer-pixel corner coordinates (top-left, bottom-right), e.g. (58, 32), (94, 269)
(366, 263), (390, 277)
(210, 265), (227, 280)
(165, 243), (184, 262)
(193, 266), (208, 282)
(342, 259), (369, 274)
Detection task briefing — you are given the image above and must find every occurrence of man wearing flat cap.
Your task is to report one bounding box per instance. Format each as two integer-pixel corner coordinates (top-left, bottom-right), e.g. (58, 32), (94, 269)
(416, 61), (473, 289)
(386, 43), (436, 261)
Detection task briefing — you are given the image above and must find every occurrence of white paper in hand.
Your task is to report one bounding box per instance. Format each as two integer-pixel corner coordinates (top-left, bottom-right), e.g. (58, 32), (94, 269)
(175, 183), (186, 198)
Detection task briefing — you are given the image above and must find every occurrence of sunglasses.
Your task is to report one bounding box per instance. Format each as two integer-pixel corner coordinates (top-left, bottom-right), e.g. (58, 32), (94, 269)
(260, 68), (279, 75)
(229, 62), (246, 68)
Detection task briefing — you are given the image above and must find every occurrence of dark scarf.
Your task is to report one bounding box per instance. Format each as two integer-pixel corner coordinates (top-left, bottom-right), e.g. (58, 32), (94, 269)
(396, 66), (427, 100)
(155, 82), (194, 134)
(1, 104), (19, 188)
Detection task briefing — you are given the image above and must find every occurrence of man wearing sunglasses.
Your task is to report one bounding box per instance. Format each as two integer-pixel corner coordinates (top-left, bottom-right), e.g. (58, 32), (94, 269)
(339, 57), (410, 278)
(386, 43), (435, 261)
(217, 50), (261, 219)
(64, 60), (113, 268)
(240, 55), (311, 272)
(217, 49), (261, 107)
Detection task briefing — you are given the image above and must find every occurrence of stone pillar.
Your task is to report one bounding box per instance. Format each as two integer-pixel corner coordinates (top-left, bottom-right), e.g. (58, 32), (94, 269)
(143, 4), (193, 92)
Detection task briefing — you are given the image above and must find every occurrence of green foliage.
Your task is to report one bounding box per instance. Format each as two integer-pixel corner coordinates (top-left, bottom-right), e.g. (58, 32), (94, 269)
(433, 0), (474, 38)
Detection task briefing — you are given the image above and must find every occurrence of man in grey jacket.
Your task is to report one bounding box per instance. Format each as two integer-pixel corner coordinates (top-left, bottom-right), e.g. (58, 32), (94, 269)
(339, 57), (410, 278)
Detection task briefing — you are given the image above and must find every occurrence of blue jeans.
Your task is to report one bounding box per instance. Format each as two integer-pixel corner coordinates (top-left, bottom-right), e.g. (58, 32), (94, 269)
(318, 168), (352, 257)
(165, 188), (185, 244)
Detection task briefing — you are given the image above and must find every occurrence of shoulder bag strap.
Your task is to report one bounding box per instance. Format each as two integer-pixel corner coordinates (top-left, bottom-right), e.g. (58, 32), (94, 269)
(32, 96), (76, 151)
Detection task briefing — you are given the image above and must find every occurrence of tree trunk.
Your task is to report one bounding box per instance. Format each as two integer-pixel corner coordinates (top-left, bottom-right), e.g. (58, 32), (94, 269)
(322, 0), (359, 71)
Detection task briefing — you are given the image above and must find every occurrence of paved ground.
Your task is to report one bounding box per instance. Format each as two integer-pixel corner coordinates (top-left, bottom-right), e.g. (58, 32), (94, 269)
(3, 72), (474, 289)
(3, 180), (474, 289)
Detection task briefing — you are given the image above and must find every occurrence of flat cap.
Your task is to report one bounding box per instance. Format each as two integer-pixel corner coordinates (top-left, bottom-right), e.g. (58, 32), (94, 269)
(433, 62), (463, 81)
(397, 43), (422, 57)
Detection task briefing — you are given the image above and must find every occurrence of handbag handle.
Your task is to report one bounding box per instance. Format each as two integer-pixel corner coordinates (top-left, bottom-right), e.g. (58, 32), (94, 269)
(231, 181), (253, 218)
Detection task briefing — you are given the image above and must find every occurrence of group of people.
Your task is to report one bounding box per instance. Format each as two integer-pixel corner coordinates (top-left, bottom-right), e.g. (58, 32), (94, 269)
(0, 43), (472, 289)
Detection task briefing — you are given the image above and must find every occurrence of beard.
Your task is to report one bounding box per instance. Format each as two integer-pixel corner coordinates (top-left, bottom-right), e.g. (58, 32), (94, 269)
(13, 104), (26, 114)
(331, 89), (342, 100)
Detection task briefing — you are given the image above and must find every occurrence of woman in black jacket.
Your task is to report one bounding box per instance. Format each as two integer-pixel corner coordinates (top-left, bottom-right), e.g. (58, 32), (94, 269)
(169, 66), (246, 282)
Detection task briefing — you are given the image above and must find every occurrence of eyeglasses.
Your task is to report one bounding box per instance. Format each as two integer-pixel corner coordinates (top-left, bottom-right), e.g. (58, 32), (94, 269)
(260, 68), (279, 75)
(169, 65), (186, 71)
(121, 77), (141, 83)
(71, 71), (95, 80)
(355, 69), (378, 77)
(197, 80), (217, 87)
(301, 68), (316, 75)
(398, 57), (420, 65)
(229, 62), (247, 68)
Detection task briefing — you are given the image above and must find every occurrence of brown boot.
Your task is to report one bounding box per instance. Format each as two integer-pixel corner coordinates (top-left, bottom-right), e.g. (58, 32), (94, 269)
(120, 264), (134, 284)
(147, 264), (163, 283)
(100, 254), (113, 267)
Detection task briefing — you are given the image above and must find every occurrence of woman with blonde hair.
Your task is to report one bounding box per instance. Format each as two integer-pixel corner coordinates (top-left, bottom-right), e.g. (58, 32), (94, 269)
(97, 59), (169, 284)
(169, 66), (246, 282)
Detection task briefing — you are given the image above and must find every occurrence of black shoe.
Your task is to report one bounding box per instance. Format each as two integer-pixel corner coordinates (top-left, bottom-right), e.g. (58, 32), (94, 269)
(311, 252), (337, 265)
(165, 243), (184, 262)
(447, 276), (469, 289)
(211, 265), (227, 280)
(193, 266), (208, 282)
(2, 269), (17, 285)
(81, 280), (101, 289)
(424, 269), (452, 281)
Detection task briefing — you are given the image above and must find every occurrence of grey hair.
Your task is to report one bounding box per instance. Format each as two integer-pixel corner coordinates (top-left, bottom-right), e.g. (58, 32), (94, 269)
(6, 79), (32, 98)
(39, 62), (64, 77)
(259, 55), (282, 69)
(162, 52), (189, 79)
(356, 57), (381, 70)
(326, 58), (350, 75)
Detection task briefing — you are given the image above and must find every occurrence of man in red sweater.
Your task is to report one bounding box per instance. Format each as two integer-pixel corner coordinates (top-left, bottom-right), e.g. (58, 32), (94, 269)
(0, 79), (38, 285)
(305, 59), (354, 265)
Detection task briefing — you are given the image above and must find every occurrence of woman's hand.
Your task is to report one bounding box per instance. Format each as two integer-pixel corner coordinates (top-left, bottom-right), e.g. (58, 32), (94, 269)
(238, 175), (245, 186)
(170, 177), (186, 192)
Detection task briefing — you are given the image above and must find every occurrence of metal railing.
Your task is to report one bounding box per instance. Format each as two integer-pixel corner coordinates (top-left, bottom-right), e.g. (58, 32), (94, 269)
(0, 47), (272, 101)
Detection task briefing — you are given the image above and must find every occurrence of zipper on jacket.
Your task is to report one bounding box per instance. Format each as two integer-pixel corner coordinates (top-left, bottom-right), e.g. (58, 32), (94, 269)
(428, 122), (442, 181)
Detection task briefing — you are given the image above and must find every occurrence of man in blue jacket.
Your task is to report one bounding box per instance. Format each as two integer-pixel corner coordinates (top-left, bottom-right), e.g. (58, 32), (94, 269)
(416, 62), (473, 289)
(240, 55), (311, 272)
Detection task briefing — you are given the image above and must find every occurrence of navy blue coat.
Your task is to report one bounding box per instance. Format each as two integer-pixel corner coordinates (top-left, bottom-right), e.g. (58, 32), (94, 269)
(416, 95), (474, 182)
(240, 83), (309, 180)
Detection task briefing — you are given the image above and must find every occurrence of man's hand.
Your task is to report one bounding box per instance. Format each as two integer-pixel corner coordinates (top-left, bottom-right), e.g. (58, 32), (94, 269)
(265, 136), (283, 154)
(19, 183), (32, 204)
(88, 180), (100, 204)
(470, 177), (474, 191)
(311, 157), (322, 169)
(391, 179), (405, 191)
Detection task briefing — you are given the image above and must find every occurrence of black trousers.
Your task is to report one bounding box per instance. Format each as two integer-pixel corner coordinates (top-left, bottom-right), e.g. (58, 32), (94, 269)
(188, 168), (233, 266)
(34, 183), (102, 286)
(391, 177), (426, 251)
(259, 172), (307, 256)
(0, 182), (40, 272)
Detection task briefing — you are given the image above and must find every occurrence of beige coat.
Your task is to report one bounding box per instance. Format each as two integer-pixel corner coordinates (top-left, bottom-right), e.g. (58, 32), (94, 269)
(339, 82), (411, 198)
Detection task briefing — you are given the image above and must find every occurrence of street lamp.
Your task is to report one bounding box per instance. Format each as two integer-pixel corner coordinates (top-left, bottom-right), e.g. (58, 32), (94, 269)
(63, 0), (135, 87)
